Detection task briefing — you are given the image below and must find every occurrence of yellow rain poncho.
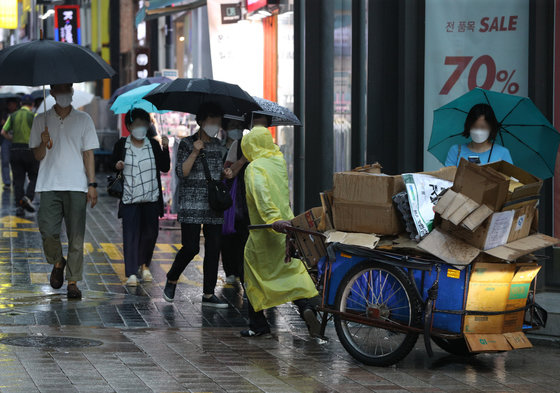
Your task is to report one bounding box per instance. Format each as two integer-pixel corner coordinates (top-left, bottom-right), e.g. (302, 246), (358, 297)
(241, 127), (318, 312)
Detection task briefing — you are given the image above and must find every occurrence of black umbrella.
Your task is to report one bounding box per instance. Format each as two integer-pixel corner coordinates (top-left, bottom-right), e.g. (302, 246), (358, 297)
(109, 77), (172, 104)
(251, 96), (301, 126)
(0, 38), (115, 149)
(0, 39), (115, 86)
(144, 78), (261, 116)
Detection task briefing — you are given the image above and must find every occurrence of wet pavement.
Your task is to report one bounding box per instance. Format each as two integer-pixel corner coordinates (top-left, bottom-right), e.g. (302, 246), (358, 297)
(0, 182), (558, 392)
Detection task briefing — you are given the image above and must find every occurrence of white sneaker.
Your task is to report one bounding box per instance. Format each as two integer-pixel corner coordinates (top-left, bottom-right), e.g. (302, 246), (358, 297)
(142, 269), (153, 282)
(126, 275), (138, 287)
(226, 275), (237, 284)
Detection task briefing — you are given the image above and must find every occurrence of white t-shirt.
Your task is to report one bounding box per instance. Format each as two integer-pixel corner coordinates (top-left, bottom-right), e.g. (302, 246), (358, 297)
(29, 108), (99, 193)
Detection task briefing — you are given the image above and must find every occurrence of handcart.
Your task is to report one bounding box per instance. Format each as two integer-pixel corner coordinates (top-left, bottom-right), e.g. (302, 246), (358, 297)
(249, 224), (548, 367)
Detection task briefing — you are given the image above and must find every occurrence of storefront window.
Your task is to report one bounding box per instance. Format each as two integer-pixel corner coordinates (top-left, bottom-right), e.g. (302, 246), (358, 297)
(277, 10), (295, 204)
(334, 0), (352, 172)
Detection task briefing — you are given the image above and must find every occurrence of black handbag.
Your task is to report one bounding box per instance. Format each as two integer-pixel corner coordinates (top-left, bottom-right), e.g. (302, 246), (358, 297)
(107, 142), (126, 198)
(199, 151), (233, 212)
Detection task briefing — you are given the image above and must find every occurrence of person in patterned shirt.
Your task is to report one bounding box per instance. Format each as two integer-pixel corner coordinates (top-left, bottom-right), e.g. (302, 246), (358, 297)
(163, 103), (233, 308)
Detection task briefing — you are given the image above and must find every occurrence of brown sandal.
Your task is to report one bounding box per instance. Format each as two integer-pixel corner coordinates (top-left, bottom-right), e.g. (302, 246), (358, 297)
(49, 257), (66, 289)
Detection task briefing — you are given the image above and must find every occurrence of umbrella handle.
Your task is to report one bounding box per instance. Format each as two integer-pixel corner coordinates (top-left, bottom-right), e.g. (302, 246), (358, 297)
(43, 86), (53, 150)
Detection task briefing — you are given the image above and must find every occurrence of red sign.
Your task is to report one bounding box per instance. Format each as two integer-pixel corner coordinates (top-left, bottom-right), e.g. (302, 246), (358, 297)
(54, 5), (81, 44)
(246, 0), (266, 12)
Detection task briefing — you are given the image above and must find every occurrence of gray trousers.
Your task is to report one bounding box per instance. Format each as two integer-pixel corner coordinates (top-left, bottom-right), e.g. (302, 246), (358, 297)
(38, 191), (87, 282)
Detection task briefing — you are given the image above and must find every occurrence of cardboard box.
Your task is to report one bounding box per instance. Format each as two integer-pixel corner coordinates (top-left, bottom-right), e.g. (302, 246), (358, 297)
(483, 160), (543, 204)
(291, 208), (328, 267)
(464, 331), (532, 352)
(502, 264), (541, 333)
(332, 167), (456, 235)
(452, 159), (510, 211)
(463, 263), (516, 334)
(439, 200), (537, 250)
(418, 229), (560, 268)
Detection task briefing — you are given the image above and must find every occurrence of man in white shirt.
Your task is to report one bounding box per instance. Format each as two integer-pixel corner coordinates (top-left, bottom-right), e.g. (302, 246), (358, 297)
(29, 83), (99, 299)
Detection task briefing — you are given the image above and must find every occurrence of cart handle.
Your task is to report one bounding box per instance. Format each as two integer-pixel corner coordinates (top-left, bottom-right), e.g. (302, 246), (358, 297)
(248, 224), (327, 238)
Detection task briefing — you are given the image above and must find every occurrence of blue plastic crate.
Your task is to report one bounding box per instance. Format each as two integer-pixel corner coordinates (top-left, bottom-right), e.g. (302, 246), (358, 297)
(411, 264), (470, 333)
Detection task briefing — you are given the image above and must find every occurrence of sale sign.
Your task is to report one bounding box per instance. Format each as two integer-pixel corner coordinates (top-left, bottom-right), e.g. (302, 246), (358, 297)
(423, 0), (529, 170)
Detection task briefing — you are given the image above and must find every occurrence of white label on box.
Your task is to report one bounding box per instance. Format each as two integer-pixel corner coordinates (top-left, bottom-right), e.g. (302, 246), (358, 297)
(484, 211), (515, 250)
(515, 215), (526, 231)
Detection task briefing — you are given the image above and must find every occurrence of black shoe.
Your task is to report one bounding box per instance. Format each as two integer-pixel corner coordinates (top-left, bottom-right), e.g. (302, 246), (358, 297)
(15, 207), (25, 217)
(21, 196), (35, 213)
(50, 257), (66, 289)
(202, 294), (228, 308)
(303, 308), (322, 338)
(163, 281), (176, 302)
(240, 329), (272, 338)
(67, 283), (82, 299)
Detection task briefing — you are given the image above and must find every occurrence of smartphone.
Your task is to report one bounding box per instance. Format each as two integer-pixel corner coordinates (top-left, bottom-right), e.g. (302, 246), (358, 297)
(468, 156), (481, 164)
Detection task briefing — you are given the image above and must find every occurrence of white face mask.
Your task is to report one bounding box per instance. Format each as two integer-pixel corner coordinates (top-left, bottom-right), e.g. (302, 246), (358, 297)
(131, 126), (148, 140)
(228, 129), (243, 140)
(204, 124), (220, 138)
(54, 92), (73, 108)
(470, 128), (490, 144)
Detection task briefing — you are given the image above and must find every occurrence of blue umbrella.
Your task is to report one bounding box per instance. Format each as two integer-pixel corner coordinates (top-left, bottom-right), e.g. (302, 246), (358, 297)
(428, 88), (560, 179)
(109, 76), (171, 104)
(110, 84), (169, 114)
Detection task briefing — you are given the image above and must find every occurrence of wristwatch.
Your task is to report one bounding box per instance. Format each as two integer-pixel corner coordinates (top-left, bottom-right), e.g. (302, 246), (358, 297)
(88, 182), (98, 188)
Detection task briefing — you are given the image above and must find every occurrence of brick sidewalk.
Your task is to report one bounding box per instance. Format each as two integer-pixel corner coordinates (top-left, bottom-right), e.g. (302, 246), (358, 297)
(0, 185), (558, 392)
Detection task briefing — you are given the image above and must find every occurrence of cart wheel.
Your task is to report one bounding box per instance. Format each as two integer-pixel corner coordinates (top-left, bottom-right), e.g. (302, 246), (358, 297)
(334, 261), (421, 367)
(431, 337), (477, 356)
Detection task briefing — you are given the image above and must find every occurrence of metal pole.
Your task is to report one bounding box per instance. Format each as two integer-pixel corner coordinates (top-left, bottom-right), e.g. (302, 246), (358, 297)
(293, 0), (305, 214)
(351, 0), (366, 168)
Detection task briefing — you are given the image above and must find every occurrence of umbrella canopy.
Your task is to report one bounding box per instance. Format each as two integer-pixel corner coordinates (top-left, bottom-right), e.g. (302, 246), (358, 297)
(0, 39), (115, 86)
(144, 78), (261, 117)
(251, 96), (301, 126)
(37, 90), (95, 113)
(109, 77), (172, 104)
(428, 88), (560, 179)
(31, 89), (49, 100)
(110, 84), (169, 114)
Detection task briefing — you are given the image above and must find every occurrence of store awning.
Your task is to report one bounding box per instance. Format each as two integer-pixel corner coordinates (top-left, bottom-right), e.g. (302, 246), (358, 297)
(135, 0), (207, 26)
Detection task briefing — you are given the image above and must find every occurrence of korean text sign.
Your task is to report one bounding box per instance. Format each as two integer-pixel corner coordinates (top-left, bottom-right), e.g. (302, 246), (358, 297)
(54, 5), (81, 45)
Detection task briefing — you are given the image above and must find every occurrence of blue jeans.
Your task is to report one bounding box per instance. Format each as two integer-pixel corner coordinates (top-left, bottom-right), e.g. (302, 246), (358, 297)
(1, 139), (11, 185)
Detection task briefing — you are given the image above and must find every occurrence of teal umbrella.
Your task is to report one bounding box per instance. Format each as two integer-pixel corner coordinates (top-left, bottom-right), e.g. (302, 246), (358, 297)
(428, 88), (560, 179)
(110, 84), (169, 114)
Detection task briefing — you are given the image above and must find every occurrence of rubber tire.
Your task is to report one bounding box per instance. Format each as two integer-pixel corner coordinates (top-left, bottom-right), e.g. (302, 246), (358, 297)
(333, 261), (422, 367)
(432, 337), (478, 356)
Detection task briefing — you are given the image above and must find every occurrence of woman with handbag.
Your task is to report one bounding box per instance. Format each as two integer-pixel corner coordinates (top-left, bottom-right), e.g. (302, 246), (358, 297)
(111, 109), (170, 286)
(163, 103), (233, 307)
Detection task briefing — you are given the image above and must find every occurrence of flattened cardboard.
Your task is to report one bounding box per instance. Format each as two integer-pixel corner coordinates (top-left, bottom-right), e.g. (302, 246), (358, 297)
(325, 231), (380, 249)
(449, 197), (480, 226)
(434, 189), (457, 215)
(452, 159), (510, 211)
(462, 204), (494, 231)
(503, 264), (542, 333)
(333, 202), (404, 235)
(291, 208), (327, 267)
(484, 234), (560, 261)
(463, 262), (516, 333)
(441, 193), (469, 221)
(503, 332), (533, 349)
(417, 228), (480, 268)
(465, 334), (512, 352)
(483, 161), (543, 203)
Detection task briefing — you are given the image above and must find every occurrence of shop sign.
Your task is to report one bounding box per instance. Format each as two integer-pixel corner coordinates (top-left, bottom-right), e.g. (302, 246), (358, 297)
(54, 5), (81, 44)
(0, 0), (18, 29)
(423, 0), (529, 171)
(135, 47), (150, 79)
(246, 0), (266, 13)
(221, 3), (241, 24)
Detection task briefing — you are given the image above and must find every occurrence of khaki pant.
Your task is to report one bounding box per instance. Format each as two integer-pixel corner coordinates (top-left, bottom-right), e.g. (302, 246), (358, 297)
(38, 191), (87, 282)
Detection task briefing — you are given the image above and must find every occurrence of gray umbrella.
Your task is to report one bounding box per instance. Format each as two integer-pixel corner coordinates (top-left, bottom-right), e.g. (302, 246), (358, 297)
(251, 96), (301, 127)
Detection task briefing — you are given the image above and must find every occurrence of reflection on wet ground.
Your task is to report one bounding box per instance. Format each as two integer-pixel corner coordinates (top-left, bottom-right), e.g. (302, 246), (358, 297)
(0, 184), (558, 392)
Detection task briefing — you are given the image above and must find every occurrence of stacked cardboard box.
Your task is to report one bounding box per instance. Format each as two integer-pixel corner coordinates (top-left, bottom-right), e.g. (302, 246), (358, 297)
(331, 166), (456, 235)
